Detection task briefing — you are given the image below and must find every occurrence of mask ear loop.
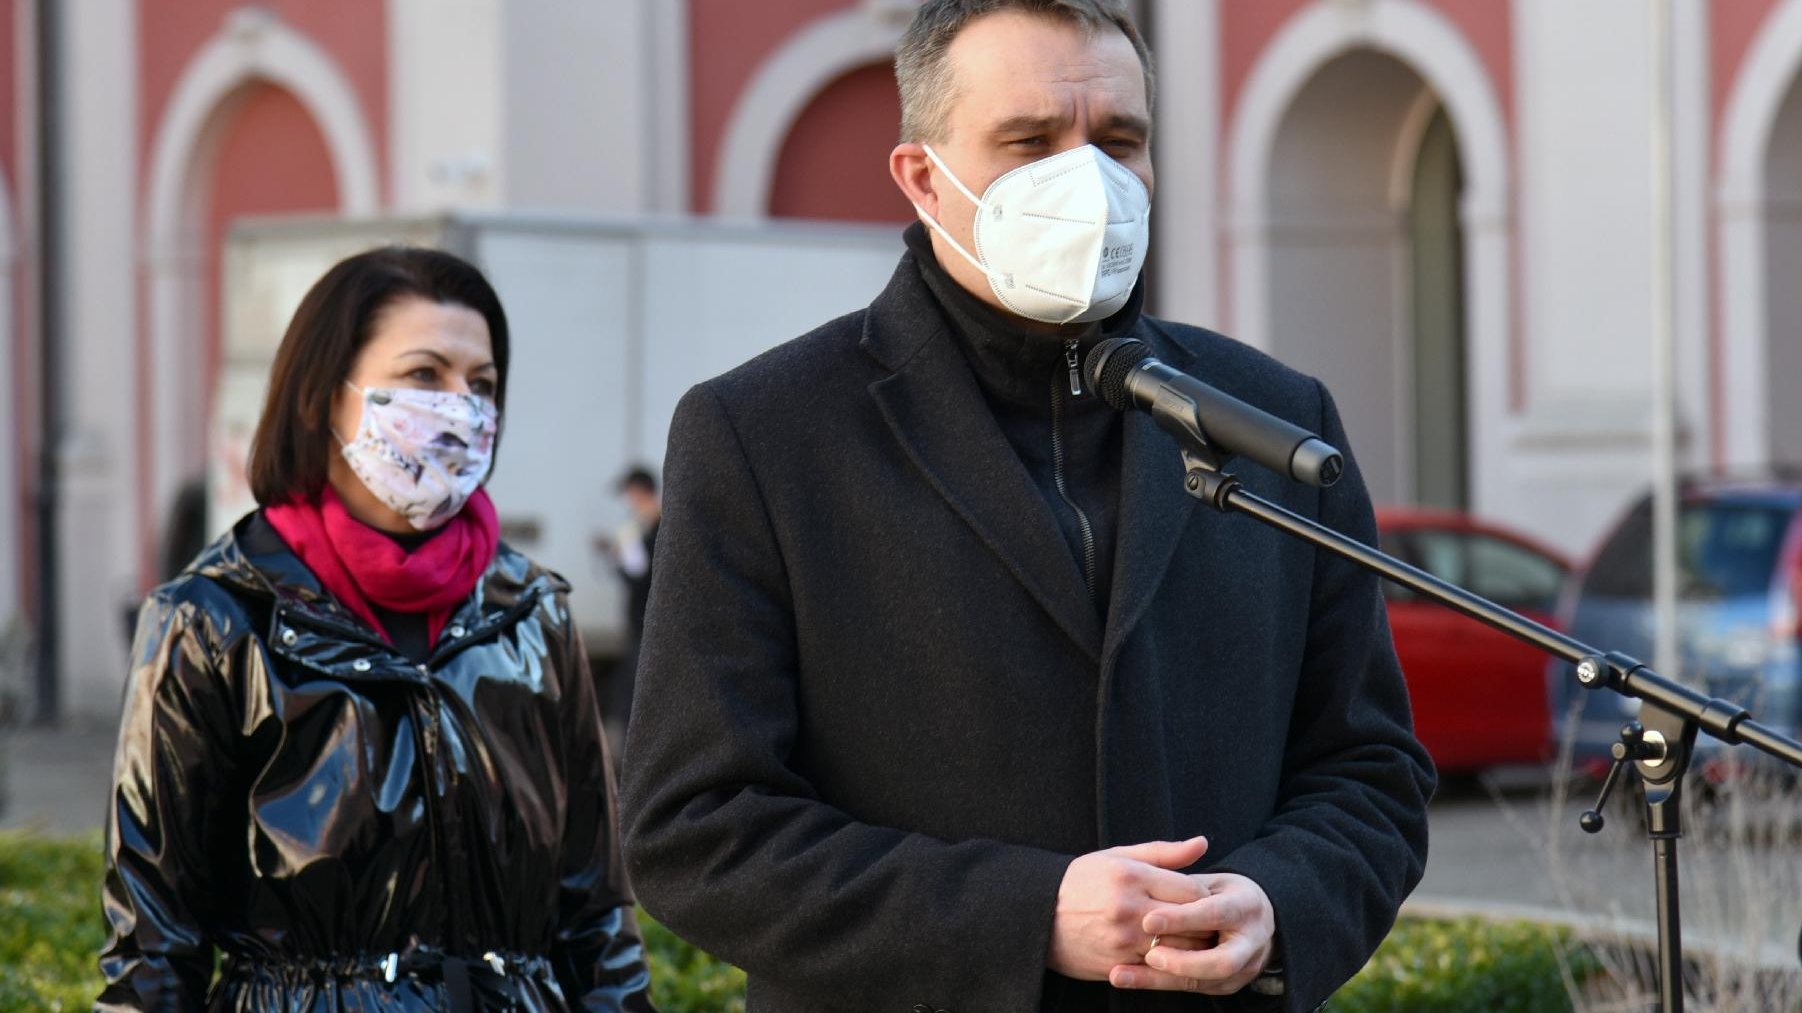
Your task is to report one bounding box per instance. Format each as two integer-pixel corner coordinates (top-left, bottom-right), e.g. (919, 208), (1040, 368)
(335, 380), (374, 451)
(910, 145), (1008, 287)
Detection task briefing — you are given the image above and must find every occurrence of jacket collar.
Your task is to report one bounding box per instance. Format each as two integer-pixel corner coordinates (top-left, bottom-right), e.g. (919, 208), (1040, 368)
(191, 512), (563, 676)
(861, 248), (1197, 666)
(900, 222), (1144, 408)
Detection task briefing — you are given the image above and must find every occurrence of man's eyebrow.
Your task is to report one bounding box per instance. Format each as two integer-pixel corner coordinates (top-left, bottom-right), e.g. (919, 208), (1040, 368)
(1095, 113), (1151, 136)
(989, 115), (1063, 136)
(987, 113), (1151, 137)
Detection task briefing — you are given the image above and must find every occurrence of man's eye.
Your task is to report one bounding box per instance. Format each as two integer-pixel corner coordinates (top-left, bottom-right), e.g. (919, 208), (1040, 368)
(1010, 136), (1047, 148)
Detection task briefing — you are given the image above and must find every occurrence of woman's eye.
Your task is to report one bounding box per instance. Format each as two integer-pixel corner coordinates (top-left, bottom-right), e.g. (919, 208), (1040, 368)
(471, 378), (497, 398)
(406, 366), (437, 383)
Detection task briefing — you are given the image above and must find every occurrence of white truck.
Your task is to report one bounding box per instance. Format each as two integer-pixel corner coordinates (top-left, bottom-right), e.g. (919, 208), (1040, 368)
(215, 212), (904, 653)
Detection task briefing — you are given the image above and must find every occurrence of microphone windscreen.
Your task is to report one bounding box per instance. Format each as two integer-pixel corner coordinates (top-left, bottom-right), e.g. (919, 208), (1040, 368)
(1085, 337), (1153, 412)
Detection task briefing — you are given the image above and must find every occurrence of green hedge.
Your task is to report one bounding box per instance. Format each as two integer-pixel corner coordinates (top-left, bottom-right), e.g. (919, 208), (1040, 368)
(0, 831), (1590, 1012)
(0, 832), (104, 1011)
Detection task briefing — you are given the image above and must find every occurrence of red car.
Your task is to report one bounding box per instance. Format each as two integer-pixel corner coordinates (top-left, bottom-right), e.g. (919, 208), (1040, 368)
(1374, 508), (1572, 775)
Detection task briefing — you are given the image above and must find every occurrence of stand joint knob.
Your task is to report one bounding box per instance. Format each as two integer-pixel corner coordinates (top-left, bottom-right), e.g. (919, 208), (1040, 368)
(1581, 722), (1653, 834)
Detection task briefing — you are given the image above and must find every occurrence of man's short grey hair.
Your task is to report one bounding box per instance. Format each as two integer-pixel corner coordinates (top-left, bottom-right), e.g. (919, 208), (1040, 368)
(894, 0), (1155, 143)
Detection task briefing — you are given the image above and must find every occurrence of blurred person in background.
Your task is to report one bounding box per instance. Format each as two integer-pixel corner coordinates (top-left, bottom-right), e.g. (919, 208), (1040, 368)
(620, 0), (1433, 1010)
(594, 466), (661, 754)
(97, 247), (652, 1011)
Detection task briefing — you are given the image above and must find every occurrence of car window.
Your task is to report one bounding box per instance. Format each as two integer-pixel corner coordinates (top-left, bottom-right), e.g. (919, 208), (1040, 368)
(1583, 499), (1792, 601)
(1379, 528), (1467, 604)
(1584, 503), (1653, 598)
(1378, 530), (1418, 602)
(1411, 530), (1468, 586)
(1466, 534), (1566, 611)
(1679, 504), (1791, 599)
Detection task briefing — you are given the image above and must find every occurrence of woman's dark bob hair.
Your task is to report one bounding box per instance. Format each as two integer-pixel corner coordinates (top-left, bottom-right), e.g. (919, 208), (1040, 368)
(247, 246), (509, 507)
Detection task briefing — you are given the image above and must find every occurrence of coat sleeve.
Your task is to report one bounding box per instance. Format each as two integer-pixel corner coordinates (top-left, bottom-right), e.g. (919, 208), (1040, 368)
(619, 384), (1074, 1013)
(548, 601), (655, 1011)
(96, 591), (235, 1009)
(1210, 381), (1437, 1012)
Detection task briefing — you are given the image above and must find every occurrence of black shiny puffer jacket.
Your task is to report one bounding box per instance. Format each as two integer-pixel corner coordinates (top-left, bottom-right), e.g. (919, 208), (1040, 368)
(98, 513), (654, 1012)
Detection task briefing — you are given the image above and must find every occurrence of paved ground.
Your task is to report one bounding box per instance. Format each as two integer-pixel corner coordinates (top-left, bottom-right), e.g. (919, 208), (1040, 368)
(2, 723), (116, 835)
(7, 726), (1802, 969)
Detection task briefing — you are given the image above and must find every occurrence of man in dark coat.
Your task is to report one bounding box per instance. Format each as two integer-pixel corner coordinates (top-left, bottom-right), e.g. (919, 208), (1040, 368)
(619, 2), (1435, 1011)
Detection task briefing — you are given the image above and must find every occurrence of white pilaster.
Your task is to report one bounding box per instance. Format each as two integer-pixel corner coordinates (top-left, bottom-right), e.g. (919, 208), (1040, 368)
(59, 0), (140, 719)
(387, 0), (505, 210)
(1672, 0), (1710, 471)
(1507, 0), (1669, 557)
(1149, 0), (1219, 328)
(502, 0), (655, 213)
(646, 0), (691, 215)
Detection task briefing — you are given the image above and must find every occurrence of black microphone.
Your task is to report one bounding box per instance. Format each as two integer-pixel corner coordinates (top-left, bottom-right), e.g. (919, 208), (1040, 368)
(1085, 337), (1343, 487)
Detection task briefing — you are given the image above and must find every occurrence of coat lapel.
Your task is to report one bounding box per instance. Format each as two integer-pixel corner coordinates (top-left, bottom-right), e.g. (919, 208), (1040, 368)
(1100, 324), (1202, 667)
(863, 260), (1104, 661)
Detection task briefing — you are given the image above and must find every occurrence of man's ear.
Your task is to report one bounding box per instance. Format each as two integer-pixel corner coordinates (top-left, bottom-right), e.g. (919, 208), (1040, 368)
(890, 143), (935, 218)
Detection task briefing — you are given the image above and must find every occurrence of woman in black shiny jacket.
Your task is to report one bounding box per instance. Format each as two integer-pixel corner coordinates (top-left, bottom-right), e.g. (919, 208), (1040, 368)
(97, 247), (654, 1011)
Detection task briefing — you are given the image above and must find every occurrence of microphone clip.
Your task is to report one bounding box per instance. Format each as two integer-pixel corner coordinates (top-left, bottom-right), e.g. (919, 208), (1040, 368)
(1180, 447), (1240, 511)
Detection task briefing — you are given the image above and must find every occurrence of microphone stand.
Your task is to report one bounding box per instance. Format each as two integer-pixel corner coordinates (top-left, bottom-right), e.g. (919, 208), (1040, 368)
(1176, 448), (1802, 1013)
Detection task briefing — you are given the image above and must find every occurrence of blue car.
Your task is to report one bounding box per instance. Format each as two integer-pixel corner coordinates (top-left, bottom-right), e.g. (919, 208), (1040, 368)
(1549, 477), (1802, 782)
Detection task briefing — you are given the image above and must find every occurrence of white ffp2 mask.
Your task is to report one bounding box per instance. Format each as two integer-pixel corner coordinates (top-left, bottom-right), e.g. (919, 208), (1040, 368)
(913, 143), (1151, 325)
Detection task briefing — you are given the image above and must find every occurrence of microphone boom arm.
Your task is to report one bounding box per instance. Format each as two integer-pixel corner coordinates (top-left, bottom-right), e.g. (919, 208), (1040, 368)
(1177, 454), (1802, 1013)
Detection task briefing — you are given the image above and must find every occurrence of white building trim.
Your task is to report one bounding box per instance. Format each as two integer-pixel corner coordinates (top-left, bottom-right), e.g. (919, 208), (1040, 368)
(1149, 0), (1221, 328)
(647, 0), (692, 214)
(1672, 0), (1710, 472)
(1224, 0), (1512, 512)
(713, 6), (911, 218)
(1717, 0), (1802, 467)
(141, 8), (380, 527)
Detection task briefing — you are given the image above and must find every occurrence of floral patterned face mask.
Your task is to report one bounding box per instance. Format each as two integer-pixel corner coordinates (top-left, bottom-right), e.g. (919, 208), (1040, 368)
(337, 383), (499, 530)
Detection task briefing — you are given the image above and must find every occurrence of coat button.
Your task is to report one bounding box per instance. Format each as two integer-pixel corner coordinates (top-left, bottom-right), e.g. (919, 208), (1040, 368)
(352, 659), (371, 672)
(448, 624), (467, 638)
(279, 628), (297, 646)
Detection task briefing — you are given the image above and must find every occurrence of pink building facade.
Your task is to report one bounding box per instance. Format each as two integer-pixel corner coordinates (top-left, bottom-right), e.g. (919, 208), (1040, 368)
(5, 0), (1802, 716)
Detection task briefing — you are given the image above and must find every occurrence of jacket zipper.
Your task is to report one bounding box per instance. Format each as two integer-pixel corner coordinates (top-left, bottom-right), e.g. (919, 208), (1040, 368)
(1053, 337), (1099, 602)
(407, 679), (464, 1004)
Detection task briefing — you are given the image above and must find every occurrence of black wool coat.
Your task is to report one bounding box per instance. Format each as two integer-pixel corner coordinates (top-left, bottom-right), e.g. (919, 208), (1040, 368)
(619, 253), (1436, 1013)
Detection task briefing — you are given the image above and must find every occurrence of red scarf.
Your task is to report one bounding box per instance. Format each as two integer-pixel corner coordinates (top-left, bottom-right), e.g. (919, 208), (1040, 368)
(263, 486), (500, 645)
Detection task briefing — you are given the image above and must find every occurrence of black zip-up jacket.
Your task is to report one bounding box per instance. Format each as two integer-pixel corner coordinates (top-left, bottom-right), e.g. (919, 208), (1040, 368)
(905, 222), (1130, 614)
(98, 512), (654, 1012)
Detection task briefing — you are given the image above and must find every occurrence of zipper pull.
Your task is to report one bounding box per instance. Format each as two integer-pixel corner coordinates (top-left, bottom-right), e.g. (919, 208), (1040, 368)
(1065, 338), (1083, 397)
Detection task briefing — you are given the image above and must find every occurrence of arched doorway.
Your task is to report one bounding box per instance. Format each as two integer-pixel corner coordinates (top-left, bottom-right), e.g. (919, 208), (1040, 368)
(769, 62), (912, 223)
(713, 7), (907, 217)
(1262, 51), (1468, 508)
(145, 80), (339, 582)
(1764, 72), (1802, 465)
(142, 12), (378, 579)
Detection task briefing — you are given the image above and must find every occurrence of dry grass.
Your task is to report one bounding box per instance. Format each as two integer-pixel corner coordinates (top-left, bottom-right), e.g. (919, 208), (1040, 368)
(1523, 698), (1802, 1012)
